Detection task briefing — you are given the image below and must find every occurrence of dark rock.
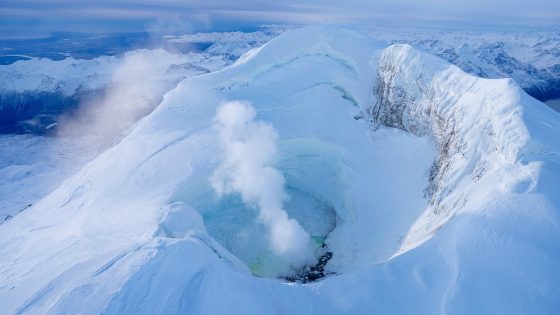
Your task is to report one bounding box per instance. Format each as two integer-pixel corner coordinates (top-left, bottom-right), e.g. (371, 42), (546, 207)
(282, 245), (336, 283)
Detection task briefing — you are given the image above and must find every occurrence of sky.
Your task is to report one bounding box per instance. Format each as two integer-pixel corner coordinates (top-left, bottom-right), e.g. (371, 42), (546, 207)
(1, 0), (559, 38)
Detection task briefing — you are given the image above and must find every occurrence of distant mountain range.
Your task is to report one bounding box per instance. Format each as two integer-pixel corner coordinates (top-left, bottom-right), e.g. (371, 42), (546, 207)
(0, 26), (558, 135)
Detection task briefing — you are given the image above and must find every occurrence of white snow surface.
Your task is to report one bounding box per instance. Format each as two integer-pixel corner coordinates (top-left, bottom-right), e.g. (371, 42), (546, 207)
(0, 26), (559, 314)
(0, 135), (96, 223)
(0, 31), (278, 221)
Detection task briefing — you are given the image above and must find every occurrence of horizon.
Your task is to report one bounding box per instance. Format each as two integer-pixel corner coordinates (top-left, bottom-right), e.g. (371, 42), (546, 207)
(1, 0), (559, 39)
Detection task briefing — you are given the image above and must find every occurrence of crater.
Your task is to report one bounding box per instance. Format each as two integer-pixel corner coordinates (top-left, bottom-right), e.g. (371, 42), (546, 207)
(165, 131), (435, 281)
(168, 139), (341, 279)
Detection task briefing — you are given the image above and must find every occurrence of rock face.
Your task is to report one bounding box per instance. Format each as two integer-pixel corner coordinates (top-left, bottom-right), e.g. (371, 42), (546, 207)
(0, 26), (559, 314)
(369, 43), (554, 250)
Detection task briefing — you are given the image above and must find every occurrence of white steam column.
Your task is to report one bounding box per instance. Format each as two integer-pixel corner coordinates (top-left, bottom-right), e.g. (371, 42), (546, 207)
(211, 101), (316, 273)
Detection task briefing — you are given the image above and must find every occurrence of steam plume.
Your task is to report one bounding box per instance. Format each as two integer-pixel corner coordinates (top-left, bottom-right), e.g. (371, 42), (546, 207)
(211, 101), (316, 272)
(57, 51), (176, 150)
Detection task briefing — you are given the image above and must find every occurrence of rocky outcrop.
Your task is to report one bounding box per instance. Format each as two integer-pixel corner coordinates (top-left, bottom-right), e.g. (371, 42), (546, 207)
(369, 44), (530, 243)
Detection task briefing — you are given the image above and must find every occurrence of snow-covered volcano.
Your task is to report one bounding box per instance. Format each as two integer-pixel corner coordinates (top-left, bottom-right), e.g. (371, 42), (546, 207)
(1, 26), (559, 314)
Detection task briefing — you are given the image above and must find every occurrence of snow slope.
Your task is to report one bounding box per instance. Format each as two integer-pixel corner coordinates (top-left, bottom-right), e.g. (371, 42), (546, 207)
(0, 32), (277, 221)
(0, 49), (226, 221)
(0, 26), (559, 314)
(0, 135), (96, 223)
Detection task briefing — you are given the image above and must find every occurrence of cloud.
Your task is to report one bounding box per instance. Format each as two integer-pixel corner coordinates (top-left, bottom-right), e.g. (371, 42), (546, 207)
(1, 0), (558, 38)
(211, 101), (316, 274)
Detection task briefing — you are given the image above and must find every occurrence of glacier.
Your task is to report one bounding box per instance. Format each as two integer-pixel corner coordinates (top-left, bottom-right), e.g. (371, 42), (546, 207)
(0, 25), (559, 314)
